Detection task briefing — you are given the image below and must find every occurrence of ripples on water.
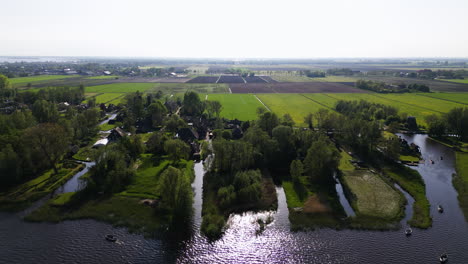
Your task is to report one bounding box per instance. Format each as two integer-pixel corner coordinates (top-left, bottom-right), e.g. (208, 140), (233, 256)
(1, 135), (468, 263)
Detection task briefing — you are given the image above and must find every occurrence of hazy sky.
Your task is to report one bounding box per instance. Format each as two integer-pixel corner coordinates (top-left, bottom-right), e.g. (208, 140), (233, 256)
(2, 0), (468, 58)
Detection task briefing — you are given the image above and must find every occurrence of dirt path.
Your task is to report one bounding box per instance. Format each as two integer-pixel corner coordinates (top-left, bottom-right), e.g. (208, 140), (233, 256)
(254, 95), (271, 111)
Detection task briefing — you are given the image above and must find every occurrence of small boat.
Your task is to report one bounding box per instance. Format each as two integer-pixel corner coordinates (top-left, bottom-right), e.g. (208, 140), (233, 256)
(405, 228), (412, 236)
(105, 234), (117, 242)
(439, 253), (448, 263)
(438, 205), (444, 213)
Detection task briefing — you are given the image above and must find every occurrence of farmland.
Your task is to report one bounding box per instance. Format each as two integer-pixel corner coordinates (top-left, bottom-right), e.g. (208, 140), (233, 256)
(207, 94), (265, 120)
(257, 94), (326, 125)
(362, 76), (468, 92)
(147, 83), (229, 94)
(230, 82), (364, 93)
(85, 83), (157, 93)
(10, 75), (79, 86)
(439, 79), (468, 84)
(271, 74), (358, 83)
(93, 93), (125, 104)
(420, 92), (468, 105)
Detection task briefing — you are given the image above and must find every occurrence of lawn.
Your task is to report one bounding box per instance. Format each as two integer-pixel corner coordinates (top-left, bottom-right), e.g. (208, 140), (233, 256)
(257, 94), (330, 126)
(93, 93), (125, 104)
(339, 150), (405, 225)
(341, 170), (403, 219)
(420, 93), (468, 105)
(439, 79), (468, 84)
(454, 152), (468, 221)
(10, 75), (79, 85)
(118, 156), (171, 199)
(85, 83), (157, 93)
(85, 75), (119, 80)
(0, 163), (84, 211)
(25, 155), (195, 236)
(325, 93), (439, 126)
(208, 94), (265, 120)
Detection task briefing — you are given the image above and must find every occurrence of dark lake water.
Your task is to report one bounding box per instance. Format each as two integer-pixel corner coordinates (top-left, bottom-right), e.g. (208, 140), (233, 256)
(1, 134), (467, 263)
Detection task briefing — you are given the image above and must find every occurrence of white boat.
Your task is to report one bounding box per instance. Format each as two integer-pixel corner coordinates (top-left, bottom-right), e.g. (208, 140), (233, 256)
(439, 253), (448, 263)
(405, 228), (412, 236)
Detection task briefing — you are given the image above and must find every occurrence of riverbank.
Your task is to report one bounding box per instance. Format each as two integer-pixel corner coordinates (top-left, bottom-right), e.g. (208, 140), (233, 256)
(0, 162), (84, 212)
(383, 163), (431, 228)
(454, 152), (468, 221)
(26, 155), (194, 237)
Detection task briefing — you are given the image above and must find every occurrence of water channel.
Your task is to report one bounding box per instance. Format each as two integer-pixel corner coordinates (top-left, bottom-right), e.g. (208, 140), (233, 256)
(1, 134), (467, 263)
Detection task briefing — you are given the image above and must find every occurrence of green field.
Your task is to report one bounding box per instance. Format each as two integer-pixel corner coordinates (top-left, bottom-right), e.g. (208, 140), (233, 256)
(420, 93), (468, 105)
(93, 93), (125, 104)
(439, 79), (468, 84)
(207, 94), (265, 120)
(257, 94), (327, 125)
(342, 170), (402, 219)
(85, 83), (157, 93)
(339, 151), (403, 220)
(208, 93), (468, 126)
(10, 75), (79, 85)
(454, 152), (468, 221)
(85, 75), (119, 80)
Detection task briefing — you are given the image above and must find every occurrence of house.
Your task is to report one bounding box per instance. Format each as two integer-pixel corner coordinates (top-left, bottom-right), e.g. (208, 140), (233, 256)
(107, 127), (127, 141)
(176, 127), (199, 142)
(93, 138), (109, 148)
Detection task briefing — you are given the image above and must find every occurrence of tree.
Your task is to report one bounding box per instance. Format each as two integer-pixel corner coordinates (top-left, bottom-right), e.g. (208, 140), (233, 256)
(304, 113), (314, 129)
(147, 101), (168, 127)
(446, 107), (468, 140)
(32, 100), (59, 123)
(86, 146), (135, 194)
(233, 170), (262, 203)
(256, 107), (267, 116)
(25, 123), (70, 174)
(281, 113), (295, 127)
(183, 91), (205, 116)
(164, 114), (186, 133)
(158, 166), (193, 218)
(258, 111), (279, 135)
(164, 139), (190, 161)
(272, 125), (295, 164)
(146, 132), (168, 155)
(303, 137), (340, 183)
(212, 139), (254, 173)
(0, 74), (11, 90)
(206, 100), (223, 118)
(290, 160), (303, 183)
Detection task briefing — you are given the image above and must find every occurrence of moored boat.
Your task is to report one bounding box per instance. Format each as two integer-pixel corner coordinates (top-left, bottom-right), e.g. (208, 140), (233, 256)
(105, 234), (117, 242)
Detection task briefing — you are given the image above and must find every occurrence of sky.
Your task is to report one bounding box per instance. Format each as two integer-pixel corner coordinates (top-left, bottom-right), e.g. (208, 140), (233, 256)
(2, 0), (468, 58)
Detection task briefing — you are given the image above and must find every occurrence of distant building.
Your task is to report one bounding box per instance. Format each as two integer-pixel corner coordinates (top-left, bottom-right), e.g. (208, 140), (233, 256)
(107, 127), (127, 141)
(176, 127), (199, 142)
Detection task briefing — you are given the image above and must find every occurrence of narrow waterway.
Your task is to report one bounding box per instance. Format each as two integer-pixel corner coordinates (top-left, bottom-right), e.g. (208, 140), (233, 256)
(1, 134), (468, 263)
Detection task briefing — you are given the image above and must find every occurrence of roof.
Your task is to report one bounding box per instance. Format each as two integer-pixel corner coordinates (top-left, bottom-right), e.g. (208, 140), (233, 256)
(93, 138), (108, 147)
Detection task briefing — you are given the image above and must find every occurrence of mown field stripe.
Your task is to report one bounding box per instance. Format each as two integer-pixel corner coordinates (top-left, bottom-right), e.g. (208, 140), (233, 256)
(300, 94), (335, 111)
(254, 95), (271, 111)
(416, 94), (468, 106)
(368, 93), (444, 114)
